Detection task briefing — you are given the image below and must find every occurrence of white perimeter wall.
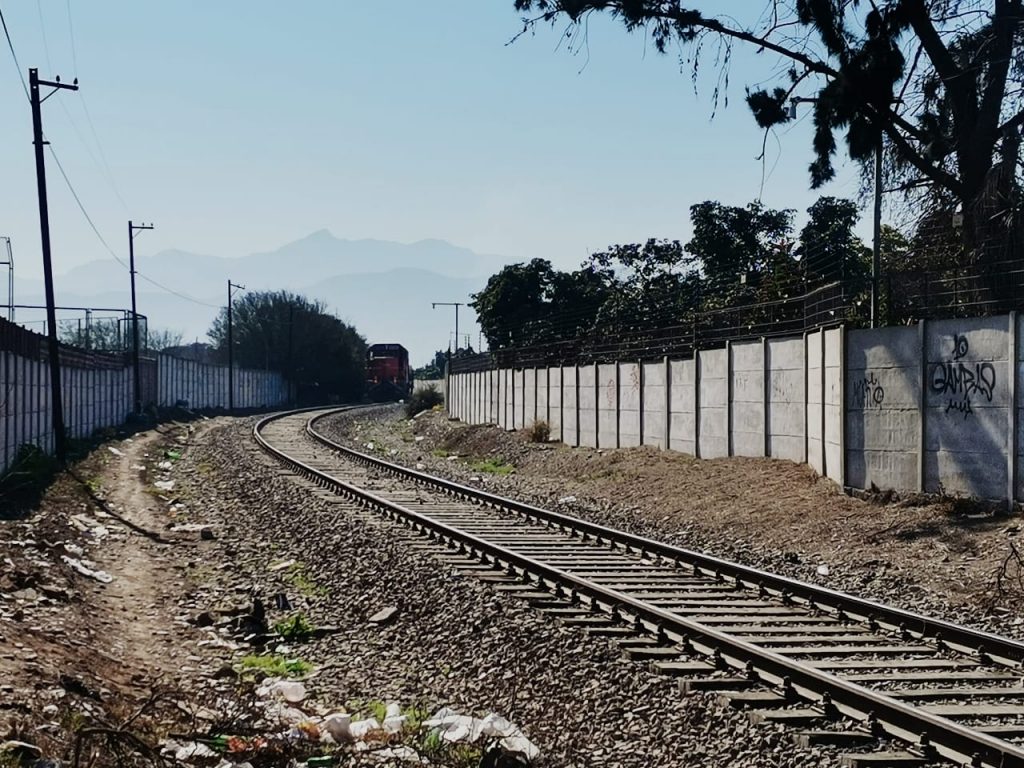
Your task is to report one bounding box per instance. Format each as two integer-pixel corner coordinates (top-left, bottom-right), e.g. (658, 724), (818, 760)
(447, 312), (1024, 504)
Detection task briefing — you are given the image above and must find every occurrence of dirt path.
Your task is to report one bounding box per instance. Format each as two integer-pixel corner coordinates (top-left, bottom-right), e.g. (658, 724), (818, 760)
(0, 421), (225, 756)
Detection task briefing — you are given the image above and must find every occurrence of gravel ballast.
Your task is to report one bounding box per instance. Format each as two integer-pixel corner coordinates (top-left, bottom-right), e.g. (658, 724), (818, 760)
(318, 406), (1024, 642)
(177, 417), (855, 767)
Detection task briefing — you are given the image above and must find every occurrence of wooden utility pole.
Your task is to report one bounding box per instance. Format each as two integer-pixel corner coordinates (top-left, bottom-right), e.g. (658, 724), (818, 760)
(227, 280), (244, 411)
(30, 68), (78, 463)
(128, 220), (153, 413)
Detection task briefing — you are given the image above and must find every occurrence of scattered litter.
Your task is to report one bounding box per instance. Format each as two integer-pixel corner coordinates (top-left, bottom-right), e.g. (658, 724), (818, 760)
(389, 448), (398, 456)
(414, 436), (425, 442)
(269, 558), (297, 572)
(816, 564), (831, 576)
(165, 450), (182, 461)
(446, 455), (459, 461)
(130, 464), (146, 471)
(161, 741), (218, 760)
(107, 446), (124, 457)
(157, 460), (174, 470)
(257, 678), (307, 703)
(366, 442), (375, 450)
(61, 556), (113, 584)
(154, 480), (176, 492)
(557, 495), (577, 504)
(415, 463), (426, 470)
(423, 707), (539, 761)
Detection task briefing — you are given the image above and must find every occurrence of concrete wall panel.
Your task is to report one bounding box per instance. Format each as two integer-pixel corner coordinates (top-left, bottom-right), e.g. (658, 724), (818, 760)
(845, 326), (920, 491)
(619, 362), (641, 447)
(561, 366), (578, 446)
(924, 317), (1009, 498)
(730, 341), (764, 457)
(699, 349), (728, 458)
(578, 364), (597, 448)
(767, 337), (805, 462)
(598, 363), (618, 448)
(642, 361), (666, 448)
(548, 367), (562, 439)
(806, 330), (823, 475)
(669, 359), (696, 454)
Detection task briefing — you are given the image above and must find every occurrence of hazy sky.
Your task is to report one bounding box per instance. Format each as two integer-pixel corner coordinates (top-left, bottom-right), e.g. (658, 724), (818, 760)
(0, 2), (865, 284)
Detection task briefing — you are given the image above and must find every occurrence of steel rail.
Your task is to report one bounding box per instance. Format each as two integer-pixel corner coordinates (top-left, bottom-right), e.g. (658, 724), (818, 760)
(253, 406), (1024, 768)
(304, 408), (1024, 670)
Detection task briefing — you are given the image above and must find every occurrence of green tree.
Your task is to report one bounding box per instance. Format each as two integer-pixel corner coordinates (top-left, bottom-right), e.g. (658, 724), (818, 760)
(413, 349), (448, 380)
(208, 290), (366, 404)
(471, 259), (612, 349)
(511, 1), (1023, 263)
(799, 197), (870, 287)
(685, 201), (795, 309)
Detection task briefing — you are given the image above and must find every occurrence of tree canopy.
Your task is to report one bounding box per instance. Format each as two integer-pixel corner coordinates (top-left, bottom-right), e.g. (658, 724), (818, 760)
(471, 196), (878, 359)
(207, 290), (366, 404)
(512, 1), (1023, 260)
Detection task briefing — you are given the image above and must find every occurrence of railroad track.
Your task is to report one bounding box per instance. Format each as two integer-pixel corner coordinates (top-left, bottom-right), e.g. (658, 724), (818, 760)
(255, 406), (1024, 768)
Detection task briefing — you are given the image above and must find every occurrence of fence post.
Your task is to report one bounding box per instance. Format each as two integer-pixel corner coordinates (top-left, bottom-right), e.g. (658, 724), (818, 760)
(726, 340), (733, 457)
(559, 365), (564, 443)
(838, 324), (847, 490)
(637, 359), (644, 446)
(802, 331), (809, 464)
(1008, 311), (1018, 511)
(663, 355), (671, 451)
(694, 350), (702, 459)
(763, 337), (770, 458)
(918, 319), (927, 493)
(820, 331), (827, 478)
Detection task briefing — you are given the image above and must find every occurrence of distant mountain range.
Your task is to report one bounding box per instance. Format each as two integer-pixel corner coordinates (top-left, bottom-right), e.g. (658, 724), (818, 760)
(11, 231), (504, 364)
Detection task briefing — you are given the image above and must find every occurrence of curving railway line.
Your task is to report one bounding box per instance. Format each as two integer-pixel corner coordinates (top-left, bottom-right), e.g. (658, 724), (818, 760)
(255, 406), (1024, 768)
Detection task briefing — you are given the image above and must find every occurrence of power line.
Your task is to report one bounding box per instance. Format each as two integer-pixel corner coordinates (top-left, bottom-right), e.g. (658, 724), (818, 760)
(47, 145), (218, 308)
(0, 4), (29, 99)
(64, 0), (77, 72)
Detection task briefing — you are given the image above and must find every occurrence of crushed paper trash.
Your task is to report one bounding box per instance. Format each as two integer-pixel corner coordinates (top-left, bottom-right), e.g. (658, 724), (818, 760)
(61, 555), (113, 584)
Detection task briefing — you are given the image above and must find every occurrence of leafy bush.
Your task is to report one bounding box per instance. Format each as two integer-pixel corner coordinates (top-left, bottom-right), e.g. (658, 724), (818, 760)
(527, 419), (550, 443)
(405, 385), (444, 417)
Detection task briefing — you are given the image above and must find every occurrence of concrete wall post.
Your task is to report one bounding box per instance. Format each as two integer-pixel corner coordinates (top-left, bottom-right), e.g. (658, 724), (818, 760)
(615, 361), (621, 449)
(1009, 311), (1018, 510)
(546, 366), (551, 426)
(663, 355), (671, 451)
(637, 358), (645, 446)
(694, 350), (702, 459)
(762, 336), (770, 457)
(726, 340), (733, 456)
(838, 324), (847, 489)
(917, 319), (927, 493)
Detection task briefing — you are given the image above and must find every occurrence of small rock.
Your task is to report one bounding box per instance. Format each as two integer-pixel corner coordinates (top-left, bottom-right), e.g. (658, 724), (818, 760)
(368, 606), (399, 625)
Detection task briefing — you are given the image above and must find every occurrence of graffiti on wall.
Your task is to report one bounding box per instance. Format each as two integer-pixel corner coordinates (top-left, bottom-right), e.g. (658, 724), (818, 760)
(929, 334), (996, 419)
(851, 372), (885, 409)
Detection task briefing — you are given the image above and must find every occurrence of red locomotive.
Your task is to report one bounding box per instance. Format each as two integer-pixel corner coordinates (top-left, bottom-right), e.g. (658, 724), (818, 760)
(366, 343), (413, 401)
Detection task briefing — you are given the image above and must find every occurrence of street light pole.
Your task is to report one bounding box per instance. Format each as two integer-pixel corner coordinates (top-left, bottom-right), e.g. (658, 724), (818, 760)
(128, 220), (154, 414)
(227, 280), (245, 411)
(30, 68), (79, 464)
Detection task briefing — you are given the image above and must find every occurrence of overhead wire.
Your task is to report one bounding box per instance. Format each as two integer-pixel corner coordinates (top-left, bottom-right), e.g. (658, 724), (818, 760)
(0, 2), (217, 309)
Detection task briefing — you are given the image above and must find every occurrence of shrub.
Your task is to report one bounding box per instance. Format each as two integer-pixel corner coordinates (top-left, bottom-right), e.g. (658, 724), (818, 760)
(527, 419), (550, 443)
(405, 385), (444, 418)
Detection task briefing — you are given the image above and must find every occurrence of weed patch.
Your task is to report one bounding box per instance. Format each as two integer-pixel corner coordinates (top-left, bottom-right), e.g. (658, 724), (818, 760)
(239, 653), (312, 679)
(469, 458), (514, 475)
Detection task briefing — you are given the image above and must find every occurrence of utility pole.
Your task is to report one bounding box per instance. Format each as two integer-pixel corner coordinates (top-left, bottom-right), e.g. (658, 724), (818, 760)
(128, 220), (154, 414)
(870, 140), (883, 328)
(227, 280), (244, 411)
(0, 238), (13, 322)
(30, 68), (78, 464)
(431, 301), (463, 354)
